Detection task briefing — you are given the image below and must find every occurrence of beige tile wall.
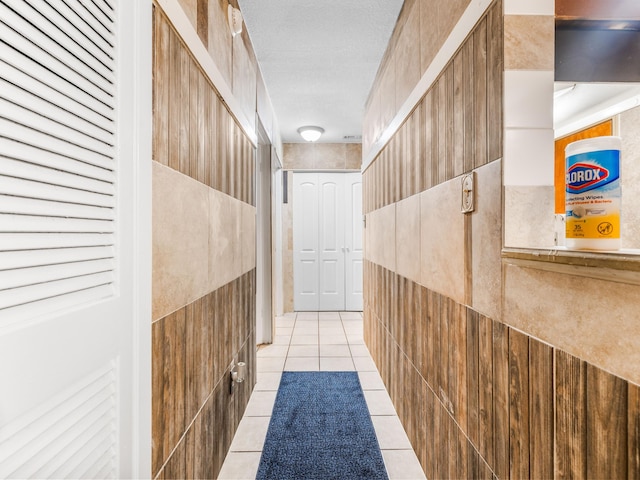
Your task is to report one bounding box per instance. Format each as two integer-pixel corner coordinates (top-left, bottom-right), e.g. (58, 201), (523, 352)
(620, 105), (640, 249)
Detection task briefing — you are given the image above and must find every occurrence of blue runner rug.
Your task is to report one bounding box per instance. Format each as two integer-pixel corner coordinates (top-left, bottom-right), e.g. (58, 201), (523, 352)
(256, 371), (388, 480)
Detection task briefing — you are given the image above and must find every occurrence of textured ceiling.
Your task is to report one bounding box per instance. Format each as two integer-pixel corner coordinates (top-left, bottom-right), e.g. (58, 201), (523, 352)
(237, 0), (404, 143)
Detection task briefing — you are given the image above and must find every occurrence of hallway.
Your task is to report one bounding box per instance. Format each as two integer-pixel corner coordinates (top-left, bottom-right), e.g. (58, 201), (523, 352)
(218, 312), (425, 480)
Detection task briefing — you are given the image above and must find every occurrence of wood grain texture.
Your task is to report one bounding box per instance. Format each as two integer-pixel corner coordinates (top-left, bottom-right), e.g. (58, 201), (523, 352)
(492, 320), (510, 480)
(153, 6), (169, 166)
(473, 16), (488, 169)
(479, 314), (494, 467)
(462, 33), (475, 174)
(587, 364), (628, 478)
(529, 338), (554, 479)
(509, 329), (529, 479)
(629, 381), (640, 479)
(467, 308), (480, 448)
(555, 349), (587, 479)
(486, 0), (503, 164)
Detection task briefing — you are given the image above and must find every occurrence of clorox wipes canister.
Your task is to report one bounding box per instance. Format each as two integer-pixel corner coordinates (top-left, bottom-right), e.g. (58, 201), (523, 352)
(565, 136), (621, 250)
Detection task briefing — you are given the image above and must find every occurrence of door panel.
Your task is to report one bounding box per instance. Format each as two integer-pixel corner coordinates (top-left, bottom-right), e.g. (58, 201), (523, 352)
(345, 174), (364, 311)
(293, 174), (320, 310)
(318, 175), (345, 310)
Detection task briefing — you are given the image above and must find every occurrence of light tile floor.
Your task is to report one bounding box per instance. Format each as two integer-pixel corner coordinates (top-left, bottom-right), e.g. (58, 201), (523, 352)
(218, 311), (426, 480)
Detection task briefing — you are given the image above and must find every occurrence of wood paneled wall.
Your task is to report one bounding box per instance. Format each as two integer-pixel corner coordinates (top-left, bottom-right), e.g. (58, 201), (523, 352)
(152, 271), (256, 478)
(153, 6), (254, 206)
(363, 1), (502, 214)
(364, 261), (640, 479)
(152, 6), (257, 479)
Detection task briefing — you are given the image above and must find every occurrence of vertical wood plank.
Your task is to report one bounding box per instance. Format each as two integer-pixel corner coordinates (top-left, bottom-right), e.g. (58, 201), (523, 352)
(414, 104), (424, 195)
(587, 364), (628, 478)
(555, 350), (587, 479)
(425, 383), (436, 480)
(430, 87), (440, 188)
(473, 16), (488, 169)
(153, 8), (169, 166)
(479, 314), (494, 467)
(178, 49), (191, 176)
(493, 321), (510, 480)
(444, 65), (454, 181)
(162, 311), (176, 465)
(188, 60), (198, 180)
(437, 73), (448, 185)
(453, 49), (465, 177)
(206, 94), (217, 189)
(422, 95), (433, 191)
(451, 300), (467, 431)
(509, 329), (529, 479)
(462, 32), (475, 174)
(467, 308), (480, 448)
(529, 338), (554, 479)
(438, 295), (449, 402)
(486, 0), (503, 163)
(629, 381), (640, 479)
(197, 73), (207, 185)
(168, 28), (181, 172)
(184, 302), (196, 427)
(152, 318), (165, 476)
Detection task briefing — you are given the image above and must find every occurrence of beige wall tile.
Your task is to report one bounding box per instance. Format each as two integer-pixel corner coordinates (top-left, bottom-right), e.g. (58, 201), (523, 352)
(504, 185), (556, 248)
(153, 162), (210, 320)
(365, 203), (396, 272)
(471, 160), (502, 320)
(420, 180), (465, 304)
(504, 15), (554, 71)
(395, 194), (421, 284)
(241, 202), (257, 273)
(503, 263), (640, 385)
(283, 143), (362, 170)
(345, 144), (363, 170)
(620, 105), (640, 249)
(209, 189), (243, 292)
(208, 0), (232, 88)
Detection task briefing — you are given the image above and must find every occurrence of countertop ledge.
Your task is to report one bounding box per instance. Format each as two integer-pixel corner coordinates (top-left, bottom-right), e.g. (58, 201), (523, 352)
(502, 247), (640, 285)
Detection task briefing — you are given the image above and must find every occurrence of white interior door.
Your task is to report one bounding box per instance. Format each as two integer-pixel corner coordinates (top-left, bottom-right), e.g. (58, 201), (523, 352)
(0, 1), (151, 477)
(318, 174), (345, 311)
(293, 172), (362, 312)
(345, 173), (363, 311)
(293, 173), (320, 310)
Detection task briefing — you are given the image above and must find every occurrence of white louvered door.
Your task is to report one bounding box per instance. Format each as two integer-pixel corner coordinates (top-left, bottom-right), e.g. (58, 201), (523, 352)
(0, 0), (150, 477)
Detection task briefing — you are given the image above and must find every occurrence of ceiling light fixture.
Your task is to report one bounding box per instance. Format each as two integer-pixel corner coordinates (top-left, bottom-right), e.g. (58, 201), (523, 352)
(297, 126), (324, 142)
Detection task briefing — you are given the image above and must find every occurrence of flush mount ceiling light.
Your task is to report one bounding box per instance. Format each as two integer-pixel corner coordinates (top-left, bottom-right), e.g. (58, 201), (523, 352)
(297, 126), (324, 142)
(228, 5), (243, 37)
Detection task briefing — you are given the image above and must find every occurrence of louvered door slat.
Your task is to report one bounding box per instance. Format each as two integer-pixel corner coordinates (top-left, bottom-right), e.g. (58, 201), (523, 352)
(23, 0), (114, 76)
(0, 259), (114, 290)
(48, 0), (114, 48)
(0, 213), (113, 234)
(0, 141), (115, 183)
(0, 118), (114, 171)
(0, 233), (114, 250)
(0, 196), (114, 220)
(0, 98), (114, 159)
(0, 246), (114, 270)
(0, 54), (114, 133)
(5, 0), (115, 85)
(87, 0), (114, 23)
(0, 75), (114, 146)
(1, 157), (114, 195)
(0, 176), (114, 208)
(0, 272), (113, 309)
(78, 0), (114, 31)
(0, 10), (114, 109)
